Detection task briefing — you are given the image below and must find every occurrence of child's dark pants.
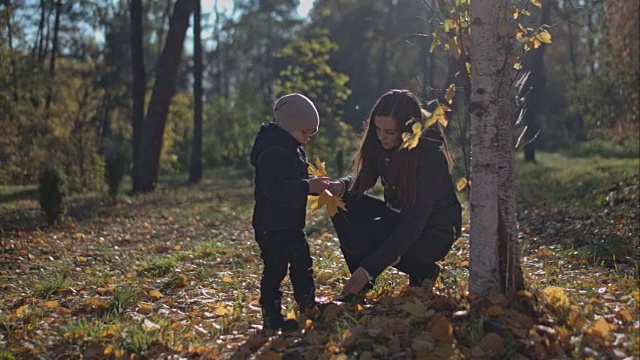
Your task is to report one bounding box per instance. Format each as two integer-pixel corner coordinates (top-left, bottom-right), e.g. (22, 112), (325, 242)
(255, 229), (316, 311)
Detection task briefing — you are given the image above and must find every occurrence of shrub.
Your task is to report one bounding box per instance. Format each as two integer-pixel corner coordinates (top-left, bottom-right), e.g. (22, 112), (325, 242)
(38, 166), (67, 225)
(104, 149), (129, 201)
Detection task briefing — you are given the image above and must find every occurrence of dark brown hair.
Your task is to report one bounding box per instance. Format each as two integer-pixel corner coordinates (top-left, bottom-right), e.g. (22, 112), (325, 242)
(350, 89), (452, 207)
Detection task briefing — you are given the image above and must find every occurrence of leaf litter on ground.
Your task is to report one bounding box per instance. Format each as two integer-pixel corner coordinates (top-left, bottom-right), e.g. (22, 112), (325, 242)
(0, 175), (638, 359)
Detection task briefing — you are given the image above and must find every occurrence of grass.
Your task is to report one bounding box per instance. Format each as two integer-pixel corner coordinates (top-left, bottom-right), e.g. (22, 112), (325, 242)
(0, 141), (638, 359)
(516, 150), (638, 213)
(32, 265), (72, 298)
(137, 257), (176, 277)
(515, 148), (639, 266)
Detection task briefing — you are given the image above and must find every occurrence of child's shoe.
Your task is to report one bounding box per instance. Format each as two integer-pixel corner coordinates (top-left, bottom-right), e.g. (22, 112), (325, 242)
(262, 314), (298, 331)
(261, 300), (298, 332)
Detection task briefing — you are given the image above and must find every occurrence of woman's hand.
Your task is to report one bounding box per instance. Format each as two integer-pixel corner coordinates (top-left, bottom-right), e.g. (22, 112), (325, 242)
(308, 177), (330, 194)
(327, 180), (346, 197)
(339, 267), (370, 297)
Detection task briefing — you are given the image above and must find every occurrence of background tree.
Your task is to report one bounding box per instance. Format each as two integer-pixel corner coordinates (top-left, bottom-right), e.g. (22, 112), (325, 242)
(188, 0), (203, 184)
(132, 0), (194, 193)
(130, 0), (146, 193)
(522, 1), (551, 162)
(275, 28), (353, 175)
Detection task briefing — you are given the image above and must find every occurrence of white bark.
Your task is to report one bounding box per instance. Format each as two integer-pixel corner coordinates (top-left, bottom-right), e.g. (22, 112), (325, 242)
(468, 0), (524, 299)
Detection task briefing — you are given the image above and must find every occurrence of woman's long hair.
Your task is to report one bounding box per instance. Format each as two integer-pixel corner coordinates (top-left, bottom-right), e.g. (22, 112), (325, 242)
(350, 89), (453, 207)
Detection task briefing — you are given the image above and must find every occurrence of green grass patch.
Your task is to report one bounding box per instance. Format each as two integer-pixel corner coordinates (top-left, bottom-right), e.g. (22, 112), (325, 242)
(516, 150), (638, 213)
(33, 265), (72, 298)
(137, 257), (176, 277)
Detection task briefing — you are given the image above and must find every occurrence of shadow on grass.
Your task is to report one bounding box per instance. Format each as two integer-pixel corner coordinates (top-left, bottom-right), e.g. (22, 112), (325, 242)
(1, 169), (256, 234)
(0, 188), (38, 204)
(0, 196), (105, 233)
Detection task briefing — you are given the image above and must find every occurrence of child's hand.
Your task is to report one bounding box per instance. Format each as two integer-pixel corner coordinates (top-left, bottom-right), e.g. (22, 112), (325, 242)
(308, 177), (330, 194)
(327, 180), (345, 197)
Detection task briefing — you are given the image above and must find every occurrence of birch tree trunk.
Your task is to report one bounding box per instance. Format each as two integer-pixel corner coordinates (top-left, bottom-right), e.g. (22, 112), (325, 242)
(468, 0), (525, 302)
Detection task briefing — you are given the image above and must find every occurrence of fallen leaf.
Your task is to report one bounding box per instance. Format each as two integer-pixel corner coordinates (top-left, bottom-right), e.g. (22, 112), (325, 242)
(543, 286), (570, 309)
(139, 303), (153, 313)
(149, 290), (163, 301)
(428, 314), (454, 342)
(15, 305), (29, 318)
(587, 317), (612, 338)
(399, 297), (429, 320)
(478, 333), (504, 355)
(615, 309), (632, 322)
(43, 300), (59, 309)
(536, 247), (554, 257)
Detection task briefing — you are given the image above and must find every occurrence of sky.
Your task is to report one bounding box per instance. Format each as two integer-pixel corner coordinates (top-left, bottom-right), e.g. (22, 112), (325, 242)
(201, 0), (316, 18)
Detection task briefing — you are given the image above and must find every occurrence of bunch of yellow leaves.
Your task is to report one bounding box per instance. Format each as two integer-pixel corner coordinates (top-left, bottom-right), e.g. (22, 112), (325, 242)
(308, 159), (347, 217)
(400, 103), (451, 150)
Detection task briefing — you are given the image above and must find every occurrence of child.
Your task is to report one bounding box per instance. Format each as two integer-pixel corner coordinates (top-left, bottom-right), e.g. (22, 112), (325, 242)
(249, 93), (330, 331)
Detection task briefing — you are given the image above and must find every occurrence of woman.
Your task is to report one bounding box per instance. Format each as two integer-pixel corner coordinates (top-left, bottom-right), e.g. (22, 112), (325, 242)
(328, 89), (462, 298)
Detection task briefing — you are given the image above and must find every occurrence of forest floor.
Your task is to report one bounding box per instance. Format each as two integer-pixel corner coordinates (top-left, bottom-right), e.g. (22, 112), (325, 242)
(0, 146), (638, 360)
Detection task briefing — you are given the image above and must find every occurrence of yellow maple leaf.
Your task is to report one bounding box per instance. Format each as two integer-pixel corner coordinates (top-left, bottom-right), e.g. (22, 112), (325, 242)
(401, 121), (423, 150)
(433, 104), (451, 127)
(308, 158), (328, 177)
(308, 158), (347, 217)
(311, 190), (347, 217)
(543, 286), (570, 309)
(535, 29), (552, 44)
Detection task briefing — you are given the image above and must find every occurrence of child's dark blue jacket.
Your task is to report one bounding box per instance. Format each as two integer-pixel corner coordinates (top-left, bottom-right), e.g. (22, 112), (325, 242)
(250, 123), (311, 231)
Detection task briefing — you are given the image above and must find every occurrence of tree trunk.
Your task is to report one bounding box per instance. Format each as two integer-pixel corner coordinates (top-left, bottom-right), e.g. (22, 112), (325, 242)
(189, 0), (203, 184)
(133, 0), (194, 193)
(130, 0), (146, 193)
(32, 0), (46, 62)
(4, 2), (19, 103)
(468, 0), (524, 302)
(523, 2), (551, 162)
(45, 0), (62, 110)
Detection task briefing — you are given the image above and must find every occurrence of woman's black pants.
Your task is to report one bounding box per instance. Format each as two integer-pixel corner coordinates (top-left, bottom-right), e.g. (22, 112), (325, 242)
(331, 193), (455, 286)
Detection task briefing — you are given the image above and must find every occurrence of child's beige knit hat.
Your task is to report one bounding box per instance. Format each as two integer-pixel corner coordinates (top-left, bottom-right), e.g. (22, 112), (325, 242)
(273, 93), (320, 132)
